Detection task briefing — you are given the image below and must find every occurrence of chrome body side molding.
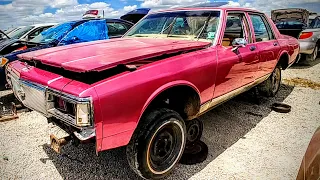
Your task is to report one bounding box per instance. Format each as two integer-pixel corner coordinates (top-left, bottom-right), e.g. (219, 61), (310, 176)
(192, 73), (271, 119)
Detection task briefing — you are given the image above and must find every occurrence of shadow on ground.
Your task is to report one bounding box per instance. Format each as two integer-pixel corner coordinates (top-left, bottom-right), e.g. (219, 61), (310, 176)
(42, 84), (294, 180)
(290, 57), (320, 69)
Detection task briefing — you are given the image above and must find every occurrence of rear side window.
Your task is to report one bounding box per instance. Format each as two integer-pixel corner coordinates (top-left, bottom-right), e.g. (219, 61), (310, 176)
(249, 14), (274, 42)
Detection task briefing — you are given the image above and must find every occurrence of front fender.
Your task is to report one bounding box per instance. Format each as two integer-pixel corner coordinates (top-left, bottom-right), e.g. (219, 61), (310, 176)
(138, 80), (201, 122)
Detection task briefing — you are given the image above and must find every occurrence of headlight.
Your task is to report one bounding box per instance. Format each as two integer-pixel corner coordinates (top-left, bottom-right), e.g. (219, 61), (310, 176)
(0, 57), (9, 68)
(76, 103), (91, 126)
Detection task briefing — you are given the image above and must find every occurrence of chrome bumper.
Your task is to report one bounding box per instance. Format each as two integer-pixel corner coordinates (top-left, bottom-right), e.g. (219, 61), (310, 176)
(6, 67), (94, 130)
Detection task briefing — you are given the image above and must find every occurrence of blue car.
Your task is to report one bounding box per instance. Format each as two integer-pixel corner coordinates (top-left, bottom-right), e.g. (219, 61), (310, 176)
(0, 9), (150, 89)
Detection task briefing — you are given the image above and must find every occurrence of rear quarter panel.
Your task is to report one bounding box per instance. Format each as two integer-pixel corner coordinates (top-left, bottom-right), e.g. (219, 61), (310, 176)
(265, 15), (300, 65)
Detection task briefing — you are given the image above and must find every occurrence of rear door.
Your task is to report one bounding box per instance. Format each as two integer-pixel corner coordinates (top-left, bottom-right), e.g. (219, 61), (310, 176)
(248, 13), (281, 79)
(214, 11), (259, 98)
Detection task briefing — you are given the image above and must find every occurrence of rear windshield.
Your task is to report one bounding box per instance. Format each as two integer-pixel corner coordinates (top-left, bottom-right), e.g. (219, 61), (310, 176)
(30, 22), (79, 44)
(275, 21), (306, 29)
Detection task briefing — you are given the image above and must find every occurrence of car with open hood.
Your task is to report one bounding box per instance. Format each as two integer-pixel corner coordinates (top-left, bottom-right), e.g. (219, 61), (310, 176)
(0, 9), (150, 90)
(6, 6), (299, 179)
(271, 8), (320, 63)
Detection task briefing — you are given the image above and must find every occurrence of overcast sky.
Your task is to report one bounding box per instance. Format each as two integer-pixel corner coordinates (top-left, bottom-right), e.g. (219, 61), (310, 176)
(0, 0), (319, 30)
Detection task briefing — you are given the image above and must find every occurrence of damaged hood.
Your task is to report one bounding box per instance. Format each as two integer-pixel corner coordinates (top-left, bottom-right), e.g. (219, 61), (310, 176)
(18, 38), (210, 72)
(271, 8), (309, 25)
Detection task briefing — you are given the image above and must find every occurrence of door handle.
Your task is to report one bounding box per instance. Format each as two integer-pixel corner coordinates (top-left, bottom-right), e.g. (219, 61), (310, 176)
(273, 42), (278, 46)
(249, 46), (256, 51)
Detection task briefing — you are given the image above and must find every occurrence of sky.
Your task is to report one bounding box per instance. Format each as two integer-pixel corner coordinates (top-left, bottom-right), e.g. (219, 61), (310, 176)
(0, 0), (319, 30)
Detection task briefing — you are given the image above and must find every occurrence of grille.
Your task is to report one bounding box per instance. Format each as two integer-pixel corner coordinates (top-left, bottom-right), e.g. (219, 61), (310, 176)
(9, 75), (47, 115)
(20, 81), (47, 114)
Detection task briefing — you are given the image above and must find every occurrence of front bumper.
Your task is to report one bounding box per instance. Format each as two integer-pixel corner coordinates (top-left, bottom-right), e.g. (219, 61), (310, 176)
(6, 66), (96, 141)
(299, 41), (316, 54)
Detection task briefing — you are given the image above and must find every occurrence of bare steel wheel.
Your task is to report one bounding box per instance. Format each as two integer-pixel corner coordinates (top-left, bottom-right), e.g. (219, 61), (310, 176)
(258, 66), (281, 97)
(271, 67), (281, 95)
(126, 108), (186, 179)
(185, 118), (203, 145)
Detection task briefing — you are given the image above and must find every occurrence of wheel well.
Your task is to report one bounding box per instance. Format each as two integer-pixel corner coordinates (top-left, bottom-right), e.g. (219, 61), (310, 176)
(277, 53), (290, 70)
(144, 85), (200, 120)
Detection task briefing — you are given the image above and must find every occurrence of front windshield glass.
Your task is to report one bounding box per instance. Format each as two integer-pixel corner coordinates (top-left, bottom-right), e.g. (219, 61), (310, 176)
(125, 11), (220, 42)
(8, 26), (34, 39)
(30, 21), (78, 44)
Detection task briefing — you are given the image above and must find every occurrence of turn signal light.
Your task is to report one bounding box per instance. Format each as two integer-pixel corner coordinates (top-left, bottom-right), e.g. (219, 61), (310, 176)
(0, 57), (9, 68)
(299, 32), (313, 39)
(76, 104), (90, 126)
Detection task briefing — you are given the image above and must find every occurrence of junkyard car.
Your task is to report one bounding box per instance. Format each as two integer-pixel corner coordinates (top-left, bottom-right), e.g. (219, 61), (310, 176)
(272, 8), (320, 63)
(6, 7), (299, 179)
(296, 127), (320, 180)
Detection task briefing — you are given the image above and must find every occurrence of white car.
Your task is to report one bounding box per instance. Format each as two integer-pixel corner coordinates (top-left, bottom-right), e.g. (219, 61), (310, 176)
(6, 23), (57, 41)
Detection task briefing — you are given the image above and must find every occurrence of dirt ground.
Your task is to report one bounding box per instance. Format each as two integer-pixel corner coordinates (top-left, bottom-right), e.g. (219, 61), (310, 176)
(0, 59), (319, 180)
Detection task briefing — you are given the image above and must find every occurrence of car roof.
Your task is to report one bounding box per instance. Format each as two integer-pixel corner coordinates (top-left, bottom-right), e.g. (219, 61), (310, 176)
(31, 23), (58, 28)
(154, 6), (261, 14)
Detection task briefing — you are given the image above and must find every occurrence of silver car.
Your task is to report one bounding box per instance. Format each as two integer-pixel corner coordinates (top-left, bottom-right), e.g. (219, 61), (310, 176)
(272, 8), (320, 64)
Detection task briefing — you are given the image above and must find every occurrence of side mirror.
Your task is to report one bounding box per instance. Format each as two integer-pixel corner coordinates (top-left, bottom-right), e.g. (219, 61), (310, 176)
(231, 38), (247, 52)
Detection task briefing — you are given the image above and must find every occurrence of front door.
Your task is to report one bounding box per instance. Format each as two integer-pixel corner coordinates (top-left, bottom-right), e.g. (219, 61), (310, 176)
(213, 12), (259, 98)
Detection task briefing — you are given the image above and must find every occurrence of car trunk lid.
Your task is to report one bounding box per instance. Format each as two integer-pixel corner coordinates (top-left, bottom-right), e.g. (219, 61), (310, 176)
(271, 8), (309, 25)
(271, 8), (309, 38)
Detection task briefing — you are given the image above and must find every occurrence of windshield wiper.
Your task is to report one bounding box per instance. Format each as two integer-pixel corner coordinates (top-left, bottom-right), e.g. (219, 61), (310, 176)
(160, 17), (177, 35)
(131, 34), (150, 37)
(196, 13), (212, 41)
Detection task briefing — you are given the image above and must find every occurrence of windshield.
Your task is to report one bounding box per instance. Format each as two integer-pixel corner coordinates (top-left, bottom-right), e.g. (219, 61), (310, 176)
(30, 21), (78, 44)
(309, 18), (320, 28)
(8, 26), (34, 39)
(125, 11), (220, 42)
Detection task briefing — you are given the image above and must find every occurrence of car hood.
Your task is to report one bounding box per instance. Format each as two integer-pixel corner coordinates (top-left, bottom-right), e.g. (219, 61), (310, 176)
(271, 8), (309, 25)
(18, 38), (211, 72)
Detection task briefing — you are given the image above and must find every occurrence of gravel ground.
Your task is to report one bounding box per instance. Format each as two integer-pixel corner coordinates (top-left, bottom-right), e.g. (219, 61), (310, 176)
(0, 59), (319, 180)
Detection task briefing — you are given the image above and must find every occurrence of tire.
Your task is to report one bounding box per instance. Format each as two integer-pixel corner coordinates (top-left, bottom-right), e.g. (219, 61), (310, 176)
(305, 45), (318, 63)
(271, 102), (291, 113)
(126, 108), (186, 179)
(179, 140), (208, 165)
(258, 66), (281, 97)
(185, 118), (203, 145)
